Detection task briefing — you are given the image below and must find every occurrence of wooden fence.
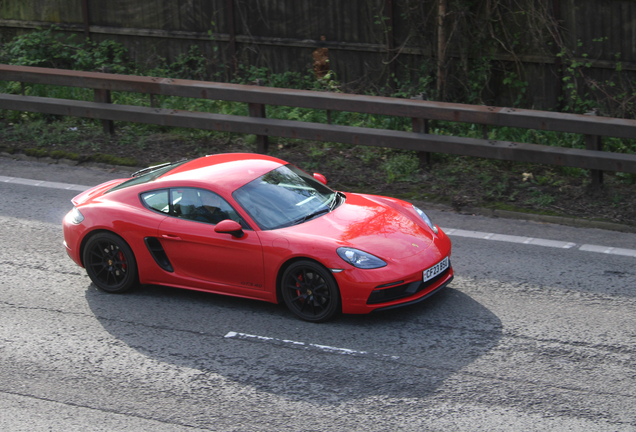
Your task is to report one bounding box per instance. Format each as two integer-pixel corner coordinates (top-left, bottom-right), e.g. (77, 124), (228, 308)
(1, 1), (636, 111)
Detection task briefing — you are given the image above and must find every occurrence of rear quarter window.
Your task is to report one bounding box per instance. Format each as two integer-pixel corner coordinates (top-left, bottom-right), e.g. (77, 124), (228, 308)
(141, 190), (169, 213)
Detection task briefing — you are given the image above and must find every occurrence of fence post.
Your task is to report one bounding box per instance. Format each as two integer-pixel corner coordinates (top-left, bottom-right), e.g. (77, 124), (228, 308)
(81, 0), (91, 40)
(411, 94), (430, 166)
(226, 0), (237, 75)
(384, 0), (397, 90)
(249, 79), (268, 154)
(584, 109), (603, 188)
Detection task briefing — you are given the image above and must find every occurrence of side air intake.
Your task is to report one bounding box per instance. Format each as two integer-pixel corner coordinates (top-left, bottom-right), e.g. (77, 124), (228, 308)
(144, 237), (174, 272)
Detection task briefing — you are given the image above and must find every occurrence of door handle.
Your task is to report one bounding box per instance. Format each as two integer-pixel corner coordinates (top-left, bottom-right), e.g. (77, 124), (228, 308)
(161, 234), (182, 241)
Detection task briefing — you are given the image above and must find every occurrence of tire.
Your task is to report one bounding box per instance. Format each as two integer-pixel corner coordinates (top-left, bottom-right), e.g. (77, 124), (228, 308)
(281, 260), (340, 322)
(83, 232), (138, 293)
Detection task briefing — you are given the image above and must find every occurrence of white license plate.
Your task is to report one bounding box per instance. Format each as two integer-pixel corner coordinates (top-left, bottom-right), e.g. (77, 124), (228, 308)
(423, 256), (449, 282)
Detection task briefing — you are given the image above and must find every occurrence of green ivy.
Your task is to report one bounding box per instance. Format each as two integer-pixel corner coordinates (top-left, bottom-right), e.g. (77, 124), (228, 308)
(0, 26), (133, 73)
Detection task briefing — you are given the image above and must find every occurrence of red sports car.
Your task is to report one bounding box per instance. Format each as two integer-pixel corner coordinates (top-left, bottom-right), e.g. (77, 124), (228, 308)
(63, 153), (453, 322)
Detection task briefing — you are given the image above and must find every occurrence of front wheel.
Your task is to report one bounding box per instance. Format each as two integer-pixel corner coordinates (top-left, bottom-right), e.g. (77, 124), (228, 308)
(83, 232), (138, 293)
(281, 260), (340, 322)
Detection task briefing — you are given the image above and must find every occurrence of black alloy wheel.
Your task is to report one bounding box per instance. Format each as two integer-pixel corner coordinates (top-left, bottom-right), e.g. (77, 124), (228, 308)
(83, 232), (138, 293)
(281, 260), (340, 322)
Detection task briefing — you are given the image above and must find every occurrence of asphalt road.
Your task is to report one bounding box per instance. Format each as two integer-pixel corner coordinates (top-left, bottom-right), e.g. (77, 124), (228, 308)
(1, 158), (635, 431)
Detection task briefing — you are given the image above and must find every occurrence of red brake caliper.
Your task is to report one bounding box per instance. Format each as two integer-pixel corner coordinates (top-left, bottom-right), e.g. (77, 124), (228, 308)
(118, 251), (127, 271)
(296, 274), (303, 301)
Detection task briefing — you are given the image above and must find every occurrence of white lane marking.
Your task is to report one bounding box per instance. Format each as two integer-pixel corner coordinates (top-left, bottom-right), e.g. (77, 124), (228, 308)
(610, 248), (636, 257)
(441, 227), (635, 258)
(0, 175), (88, 192)
(529, 238), (577, 249)
(579, 245), (636, 257)
(445, 229), (577, 249)
(1, 175), (634, 258)
(224, 331), (400, 360)
(490, 233), (529, 244)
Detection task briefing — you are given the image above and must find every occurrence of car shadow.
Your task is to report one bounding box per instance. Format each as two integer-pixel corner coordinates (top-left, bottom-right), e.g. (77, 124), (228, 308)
(85, 282), (502, 402)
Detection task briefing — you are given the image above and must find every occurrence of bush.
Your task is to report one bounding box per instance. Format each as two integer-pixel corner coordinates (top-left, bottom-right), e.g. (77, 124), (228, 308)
(381, 153), (419, 183)
(0, 26), (133, 73)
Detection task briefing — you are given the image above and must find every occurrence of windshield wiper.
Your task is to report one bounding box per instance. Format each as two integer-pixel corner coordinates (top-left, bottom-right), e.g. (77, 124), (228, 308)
(290, 208), (331, 226)
(329, 192), (344, 211)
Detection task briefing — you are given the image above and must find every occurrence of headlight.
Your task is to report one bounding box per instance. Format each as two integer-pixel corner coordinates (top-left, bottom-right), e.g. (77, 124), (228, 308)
(337, 247), (387, 269)
(68, 207), (84, 224)
(413, 205), (438, 234)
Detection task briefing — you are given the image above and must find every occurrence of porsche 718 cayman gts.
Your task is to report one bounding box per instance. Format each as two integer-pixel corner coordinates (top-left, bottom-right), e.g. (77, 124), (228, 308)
(63, 153), (453, 322)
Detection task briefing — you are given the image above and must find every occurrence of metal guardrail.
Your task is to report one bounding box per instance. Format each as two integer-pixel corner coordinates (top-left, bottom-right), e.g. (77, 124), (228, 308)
(0, 64), (635, 177)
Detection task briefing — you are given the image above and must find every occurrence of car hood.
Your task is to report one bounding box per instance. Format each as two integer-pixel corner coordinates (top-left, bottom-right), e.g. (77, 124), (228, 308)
(281, 193), (434, 260)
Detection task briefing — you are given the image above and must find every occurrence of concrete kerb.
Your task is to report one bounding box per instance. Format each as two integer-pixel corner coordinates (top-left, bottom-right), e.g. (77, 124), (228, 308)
(459, 206), (636, 234)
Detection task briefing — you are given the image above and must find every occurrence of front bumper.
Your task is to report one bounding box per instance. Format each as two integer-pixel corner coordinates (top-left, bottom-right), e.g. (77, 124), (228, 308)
(366, 263), (452, 305)
(371, 274), (453, 312)
(334, 249), (454, 314)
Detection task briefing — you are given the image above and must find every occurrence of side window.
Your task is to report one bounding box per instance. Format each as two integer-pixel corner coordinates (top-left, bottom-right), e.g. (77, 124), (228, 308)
(140, 190), (170, 214)
(171, 188), (246, 227)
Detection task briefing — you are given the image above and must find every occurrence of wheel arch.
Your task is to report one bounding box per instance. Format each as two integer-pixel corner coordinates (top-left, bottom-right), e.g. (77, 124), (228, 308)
(79, 229), (134, 268)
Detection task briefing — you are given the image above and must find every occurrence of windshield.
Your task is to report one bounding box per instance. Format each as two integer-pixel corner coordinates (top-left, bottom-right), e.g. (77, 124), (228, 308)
(233, 164), (336, 230)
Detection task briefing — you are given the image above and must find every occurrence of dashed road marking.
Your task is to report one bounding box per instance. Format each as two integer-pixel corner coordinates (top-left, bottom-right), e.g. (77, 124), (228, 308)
(0, 175), (87, 192)
(578, 244), (636, 257)
(224, 332), (400, 360)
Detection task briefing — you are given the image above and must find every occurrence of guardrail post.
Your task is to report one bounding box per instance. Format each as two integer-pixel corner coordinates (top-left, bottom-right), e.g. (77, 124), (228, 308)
(249, 78), (268, 154)
(94, 88), (114, 135)
(411, 94), (430, 166)
(94, 66), (114, 135)
(584, 109), (603, 188)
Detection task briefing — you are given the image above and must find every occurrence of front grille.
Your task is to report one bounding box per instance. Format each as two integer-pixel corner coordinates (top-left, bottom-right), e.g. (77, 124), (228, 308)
(367, 267), (450, 305)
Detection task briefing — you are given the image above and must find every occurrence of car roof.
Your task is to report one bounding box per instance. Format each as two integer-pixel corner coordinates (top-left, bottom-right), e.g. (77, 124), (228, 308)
(155, 153), (286, 191)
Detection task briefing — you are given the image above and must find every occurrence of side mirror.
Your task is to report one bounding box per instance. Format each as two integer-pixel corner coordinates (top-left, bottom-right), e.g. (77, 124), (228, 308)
(313, 172), (327, 185)
(214, 219), (244, 238)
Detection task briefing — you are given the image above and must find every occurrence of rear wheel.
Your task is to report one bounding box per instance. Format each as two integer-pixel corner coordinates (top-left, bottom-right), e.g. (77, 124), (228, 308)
(281, 260), (340, 322)
(83, 232), (138, 293)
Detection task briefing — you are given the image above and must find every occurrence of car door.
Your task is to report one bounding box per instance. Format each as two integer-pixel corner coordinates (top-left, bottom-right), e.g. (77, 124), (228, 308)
(157, 187), (265, 290)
